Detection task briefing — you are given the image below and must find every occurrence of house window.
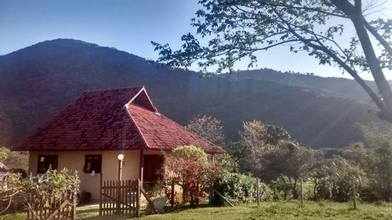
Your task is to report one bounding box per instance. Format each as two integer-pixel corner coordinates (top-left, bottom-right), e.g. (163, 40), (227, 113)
(84, 155), (102, 174)
(37, 155), (58, 174)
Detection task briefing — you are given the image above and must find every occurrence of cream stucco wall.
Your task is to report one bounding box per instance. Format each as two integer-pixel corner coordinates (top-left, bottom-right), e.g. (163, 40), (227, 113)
(29, 150), (142, 201)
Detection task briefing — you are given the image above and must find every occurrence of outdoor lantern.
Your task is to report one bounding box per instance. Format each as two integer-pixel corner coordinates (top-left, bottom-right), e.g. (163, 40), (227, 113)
(117, 153), (124, 161)
(117, 153), (124, 181)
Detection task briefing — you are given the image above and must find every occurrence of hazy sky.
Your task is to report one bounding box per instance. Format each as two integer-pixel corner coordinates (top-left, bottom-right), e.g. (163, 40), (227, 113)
(1, 0), (391, 79)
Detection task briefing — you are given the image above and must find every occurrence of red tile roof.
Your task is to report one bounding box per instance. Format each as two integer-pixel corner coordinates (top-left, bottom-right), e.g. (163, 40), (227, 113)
(14, 87), (224, 154)
(127, 104), (223, 153)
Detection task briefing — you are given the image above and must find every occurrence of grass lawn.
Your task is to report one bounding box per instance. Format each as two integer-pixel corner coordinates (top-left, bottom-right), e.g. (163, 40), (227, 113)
(1, 201), (392, 220)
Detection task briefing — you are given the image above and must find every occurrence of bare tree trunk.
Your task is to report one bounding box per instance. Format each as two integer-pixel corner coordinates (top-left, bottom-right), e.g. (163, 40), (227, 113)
(332, 0), (392, 120)
(352, 186), (357, 210)
(352, 17), (392, 111)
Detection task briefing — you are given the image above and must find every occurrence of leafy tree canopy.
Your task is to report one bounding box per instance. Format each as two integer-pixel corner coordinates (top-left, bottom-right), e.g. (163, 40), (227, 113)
(186, 115), (225, 146)
(152, 0), (392, 121)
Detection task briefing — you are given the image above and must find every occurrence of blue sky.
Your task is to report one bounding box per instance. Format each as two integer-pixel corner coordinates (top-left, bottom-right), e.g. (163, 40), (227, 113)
(0, 0), (391, 79)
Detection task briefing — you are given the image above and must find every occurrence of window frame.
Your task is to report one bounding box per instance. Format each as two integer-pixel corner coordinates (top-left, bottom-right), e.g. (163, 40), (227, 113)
(37, 154), (58, 174)
(83, 154), (102, 174)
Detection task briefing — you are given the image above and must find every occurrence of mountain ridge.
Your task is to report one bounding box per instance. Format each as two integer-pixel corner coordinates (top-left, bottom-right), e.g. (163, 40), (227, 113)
(0, 38), (376, 148)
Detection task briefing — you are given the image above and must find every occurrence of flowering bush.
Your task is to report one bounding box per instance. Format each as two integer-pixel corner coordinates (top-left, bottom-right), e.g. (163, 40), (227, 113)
(163, 145), (221, 205)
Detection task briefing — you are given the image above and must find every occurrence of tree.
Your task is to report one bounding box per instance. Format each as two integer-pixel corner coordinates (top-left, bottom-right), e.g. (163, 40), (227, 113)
(372, 142), (392, 201)
(339, 142), (370, 169)
(258, 141), (314, 199)
(162, 145), (221, 205)
(233, 120), (312, 199)
(310, 156), (363, 206)
(152, 0), (392, 122)
(232, 120), (293, 168)
(186, 115), (225, 146)
(356, 118), (392, 147)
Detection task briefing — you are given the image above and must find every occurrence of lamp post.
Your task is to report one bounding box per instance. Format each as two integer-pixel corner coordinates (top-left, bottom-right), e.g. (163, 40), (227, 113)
(117, 153), (124, 181)
(116, 153), (124, 215)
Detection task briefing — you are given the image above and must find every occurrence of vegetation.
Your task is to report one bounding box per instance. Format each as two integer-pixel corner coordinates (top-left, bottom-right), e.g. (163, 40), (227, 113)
(0, 147), (27, 170)
(162, 145), (221, 205)
(0, 39), (376, 148)
(142, 201), (392, 220)
(153, 0), (392, 122)
(1, 201), (391, 220)
(186, 115), (225, 146)
(0, 169), (79, 214)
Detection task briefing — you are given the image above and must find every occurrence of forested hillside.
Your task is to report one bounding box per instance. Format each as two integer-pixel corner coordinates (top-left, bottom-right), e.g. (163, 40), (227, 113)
(0, 39), (376, 148)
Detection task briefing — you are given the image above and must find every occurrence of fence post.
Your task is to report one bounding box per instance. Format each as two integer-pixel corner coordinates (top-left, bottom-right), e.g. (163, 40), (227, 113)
(99, 172), (103, 216)
(300, 178), (304, 208)
(72, 190), (77, 220)
(256, 178), (260, 207)
(352, 184), (357, 210)
(171, 180), (175, 208)
(136, 179), (141, 217)
(116, 180), (121, 215)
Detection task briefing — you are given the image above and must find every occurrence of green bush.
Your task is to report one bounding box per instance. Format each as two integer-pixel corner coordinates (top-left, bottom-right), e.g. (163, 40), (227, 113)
(212, 171), (272, 205)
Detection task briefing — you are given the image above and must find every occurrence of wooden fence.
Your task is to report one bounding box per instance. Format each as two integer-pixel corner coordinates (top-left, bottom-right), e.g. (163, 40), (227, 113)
(99, 176), (140, 217)
(26, 190), (76, 220)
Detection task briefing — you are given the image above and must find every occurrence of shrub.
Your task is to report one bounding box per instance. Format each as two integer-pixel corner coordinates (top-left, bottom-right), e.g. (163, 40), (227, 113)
(163, 145), (221, 206)
(0, 168), (79, 213)
(212, 171), (272, 205)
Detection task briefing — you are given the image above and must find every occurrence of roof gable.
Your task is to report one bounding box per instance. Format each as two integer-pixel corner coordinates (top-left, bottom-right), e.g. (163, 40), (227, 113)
(128, 87), (157, 112)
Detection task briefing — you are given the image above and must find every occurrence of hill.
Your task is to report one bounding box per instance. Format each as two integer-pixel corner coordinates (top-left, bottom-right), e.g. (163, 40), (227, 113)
(0, 39), (376, 148)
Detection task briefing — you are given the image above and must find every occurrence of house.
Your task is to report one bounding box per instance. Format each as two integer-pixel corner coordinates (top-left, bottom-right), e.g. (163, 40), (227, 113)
(14, 87), (224, 200)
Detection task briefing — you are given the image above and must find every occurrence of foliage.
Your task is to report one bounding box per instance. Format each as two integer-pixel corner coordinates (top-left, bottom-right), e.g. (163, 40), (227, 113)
(0, 147), (8, 162)
(186, 115), (225, 146)
(0, 168), (79, 213)
(212, 171), (271, 205)
(24, 169), (79, 199)
(371, 142), (392, 201)
(356, 118), (392, 147)
(354, 120), (392, 201)
(211, 153), (271, 205)
(0, 147), (27, 170)
(231, 120), (293, 168)
(215, 153), (239, 173)
(240, 120), (293, 149)
(163, 145), (221, 205)
(228, 120), (315, 200)
(310, 156), (364, 202)
(263, 143), (314, 199)
(153, 0), (392, 121)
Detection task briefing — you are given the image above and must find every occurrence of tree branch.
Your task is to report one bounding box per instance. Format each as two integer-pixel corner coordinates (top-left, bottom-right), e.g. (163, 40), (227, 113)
(273, 8), (385, 113)
(363, 18), (392, 57)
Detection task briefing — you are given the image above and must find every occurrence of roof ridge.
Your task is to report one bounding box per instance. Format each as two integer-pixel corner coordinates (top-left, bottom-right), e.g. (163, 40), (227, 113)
(125, 103), (151, 150)
(81, 86), (144, 95)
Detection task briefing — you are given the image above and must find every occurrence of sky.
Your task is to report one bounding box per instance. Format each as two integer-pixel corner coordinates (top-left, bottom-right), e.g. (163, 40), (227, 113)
(0, 0), (391, 80)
